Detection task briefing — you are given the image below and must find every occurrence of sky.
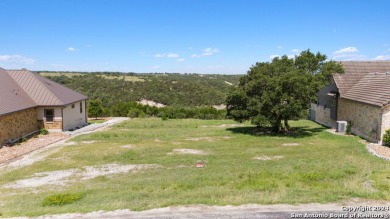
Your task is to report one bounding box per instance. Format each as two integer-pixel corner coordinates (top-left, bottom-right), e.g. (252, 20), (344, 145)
(0, 0), (390, 74)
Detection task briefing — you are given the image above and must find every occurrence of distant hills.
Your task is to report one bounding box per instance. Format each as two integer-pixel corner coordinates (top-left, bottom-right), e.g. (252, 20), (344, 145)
(38, 71), (242, 107)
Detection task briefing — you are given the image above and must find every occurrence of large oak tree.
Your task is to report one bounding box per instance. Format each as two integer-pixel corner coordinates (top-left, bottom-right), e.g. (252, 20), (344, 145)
(226, 50), (343, 132)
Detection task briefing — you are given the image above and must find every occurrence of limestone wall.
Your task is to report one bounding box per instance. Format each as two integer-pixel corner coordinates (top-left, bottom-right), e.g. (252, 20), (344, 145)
(0, 108), (39, 145)
(310, 103), (336, 128)
(381, 105), (390, 143)
(338, 98), (382, 142)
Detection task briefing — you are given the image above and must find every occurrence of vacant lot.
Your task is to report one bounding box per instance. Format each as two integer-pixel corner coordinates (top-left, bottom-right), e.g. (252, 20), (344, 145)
(0, 119), (389, 217)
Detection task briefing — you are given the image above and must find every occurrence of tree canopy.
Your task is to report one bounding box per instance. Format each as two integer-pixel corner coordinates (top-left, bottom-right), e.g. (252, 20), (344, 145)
(226, 50), (343, 132)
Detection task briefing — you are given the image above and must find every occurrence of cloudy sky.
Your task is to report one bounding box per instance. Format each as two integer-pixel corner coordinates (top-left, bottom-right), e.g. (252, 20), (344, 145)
(0, 0), (389, 74)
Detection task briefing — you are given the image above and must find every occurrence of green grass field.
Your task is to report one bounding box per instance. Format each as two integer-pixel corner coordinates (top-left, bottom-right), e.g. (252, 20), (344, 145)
(0, 118), (389, 217)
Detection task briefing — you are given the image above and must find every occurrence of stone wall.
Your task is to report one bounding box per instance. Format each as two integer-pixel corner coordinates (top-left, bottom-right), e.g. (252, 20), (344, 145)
(0, 108), (39, 145)
(310, 103), (336, 128)
(381, 105), (390, 144)
(338, 98), (382, 142)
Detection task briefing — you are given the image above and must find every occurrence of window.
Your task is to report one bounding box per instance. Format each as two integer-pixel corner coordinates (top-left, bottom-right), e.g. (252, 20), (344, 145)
(44, 109), (54, 122)
(80, 101), (83, 113)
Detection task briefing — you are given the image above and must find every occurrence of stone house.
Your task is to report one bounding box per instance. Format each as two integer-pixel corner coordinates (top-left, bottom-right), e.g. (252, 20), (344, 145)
(311, 61), (390, 144)
(0, 68), (88, 145)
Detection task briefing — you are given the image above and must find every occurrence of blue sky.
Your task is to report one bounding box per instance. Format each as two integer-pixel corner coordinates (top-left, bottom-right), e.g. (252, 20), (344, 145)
(1, 0), (390, 74)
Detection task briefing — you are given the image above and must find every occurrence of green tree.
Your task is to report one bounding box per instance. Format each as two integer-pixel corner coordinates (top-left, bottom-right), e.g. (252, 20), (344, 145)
(226, 50), (343, 132)
(88, 99), (104, 119)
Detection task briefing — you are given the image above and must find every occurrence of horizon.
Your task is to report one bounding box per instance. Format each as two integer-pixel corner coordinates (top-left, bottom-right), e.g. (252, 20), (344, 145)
(1, 0), (389, 74)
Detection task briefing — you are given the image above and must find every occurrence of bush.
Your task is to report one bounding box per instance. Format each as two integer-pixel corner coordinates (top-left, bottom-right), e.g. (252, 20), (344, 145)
(40, 128), (49, 135)
(346, 121), (352, 135)
(383, 129), (390, 146)
(42, 193), (84, 206)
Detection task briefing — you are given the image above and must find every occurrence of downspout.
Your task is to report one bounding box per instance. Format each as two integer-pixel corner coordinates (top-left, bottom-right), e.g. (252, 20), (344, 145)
(61, 107), (64, 131)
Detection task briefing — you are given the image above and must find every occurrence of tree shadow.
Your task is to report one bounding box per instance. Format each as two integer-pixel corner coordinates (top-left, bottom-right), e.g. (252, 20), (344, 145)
(226, 125), (327, 138)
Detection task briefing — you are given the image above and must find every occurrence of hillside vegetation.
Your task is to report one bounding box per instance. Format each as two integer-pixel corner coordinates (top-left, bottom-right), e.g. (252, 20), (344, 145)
(39, 72), (241, 107)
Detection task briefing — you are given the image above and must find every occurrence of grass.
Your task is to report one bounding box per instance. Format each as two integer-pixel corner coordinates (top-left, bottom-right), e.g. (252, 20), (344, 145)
(88, 118), (107, 124)
(0, 118), (389, 217)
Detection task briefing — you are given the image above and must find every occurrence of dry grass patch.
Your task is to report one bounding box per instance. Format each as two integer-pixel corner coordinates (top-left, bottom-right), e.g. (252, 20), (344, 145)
(252, 155), (284, 161)
(167, 149), (208, 155)
(282, 143), (300, 146)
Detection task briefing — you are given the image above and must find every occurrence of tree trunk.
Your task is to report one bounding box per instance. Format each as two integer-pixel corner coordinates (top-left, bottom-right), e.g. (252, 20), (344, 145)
(284, 119), (289, 132)
(272, 118), (282, 133)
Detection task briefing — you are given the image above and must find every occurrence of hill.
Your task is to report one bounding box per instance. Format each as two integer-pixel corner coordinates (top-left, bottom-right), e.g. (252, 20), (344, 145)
(38, 71), (241, 108)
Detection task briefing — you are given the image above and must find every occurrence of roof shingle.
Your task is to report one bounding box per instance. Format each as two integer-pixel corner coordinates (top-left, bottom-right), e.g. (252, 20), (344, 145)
(334, 61), (390, 107)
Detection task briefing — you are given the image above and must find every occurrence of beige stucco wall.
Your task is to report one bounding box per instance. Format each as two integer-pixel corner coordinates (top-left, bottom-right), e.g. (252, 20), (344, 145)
(381, 105), (390, 143)
(37, 107), (63, 131)
(338, 98), (382, 142)
(62, 100), (87, 131)
(311, 103), (336, 128)
(0, 108), (39, 145)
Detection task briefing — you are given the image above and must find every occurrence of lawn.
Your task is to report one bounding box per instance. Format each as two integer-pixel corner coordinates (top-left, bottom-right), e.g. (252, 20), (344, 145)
(0, 118), (389, 217)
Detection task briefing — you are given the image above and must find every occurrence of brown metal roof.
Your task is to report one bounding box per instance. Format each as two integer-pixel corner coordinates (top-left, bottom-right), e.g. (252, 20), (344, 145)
(333, 61), (390, 107)
(7, 70), (88, 106)
(0, 68), (37, 115)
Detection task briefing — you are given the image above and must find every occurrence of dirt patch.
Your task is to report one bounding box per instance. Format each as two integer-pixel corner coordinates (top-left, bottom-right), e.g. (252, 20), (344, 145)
(168, 149), (208, 155)
(253, 155), (284, 160)
(81, 164), (161, 180)
(4, 169), (76, 189)
(154, 139), (166, 143)
(121, 144), (135, 149)
(80, 141), (98, 144)
(4, 163), (161, 189)
(282, 143), (300, 147)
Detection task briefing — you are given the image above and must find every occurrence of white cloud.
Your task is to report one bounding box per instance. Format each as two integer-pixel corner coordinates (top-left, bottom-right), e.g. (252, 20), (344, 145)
(67, 47), (78, 52)
(291, 49), (300, 53)
(177, 58), (185, 62)
(332, 47), (365, 60)
(334, 47), (358, 54)
(154, 53), (179, 58)
(373, 55), (390, 61)
(192, 48), (219, 58)
(0, 55), (35, 64)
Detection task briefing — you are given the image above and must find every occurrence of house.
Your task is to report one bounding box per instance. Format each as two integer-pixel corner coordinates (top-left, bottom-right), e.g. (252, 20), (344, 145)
(0, 68), (88, 145)
(311, 61), (390, 144)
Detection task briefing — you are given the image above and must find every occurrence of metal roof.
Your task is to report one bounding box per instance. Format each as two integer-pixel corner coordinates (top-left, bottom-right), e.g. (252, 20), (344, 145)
(7, 70), (88, 106)
(0, 68), (88, 116)
(0, 68), (37, 115)
(333, 61), (390, 107)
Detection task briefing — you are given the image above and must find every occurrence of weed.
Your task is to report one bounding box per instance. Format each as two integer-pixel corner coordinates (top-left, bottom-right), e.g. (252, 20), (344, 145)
(40, 128), (49, 135)
(42, 193), (84, 206)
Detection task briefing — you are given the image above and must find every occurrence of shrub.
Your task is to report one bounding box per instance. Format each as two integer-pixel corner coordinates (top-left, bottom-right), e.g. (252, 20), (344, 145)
(383, 129), (390, 146)
(346, 121), (352, 135)
(40, 128), (49, 135)
(42, 193), (84, 206)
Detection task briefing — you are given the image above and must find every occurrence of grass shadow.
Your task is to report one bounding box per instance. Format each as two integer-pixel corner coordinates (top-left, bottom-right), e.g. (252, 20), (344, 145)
(226, 125), (327, 138)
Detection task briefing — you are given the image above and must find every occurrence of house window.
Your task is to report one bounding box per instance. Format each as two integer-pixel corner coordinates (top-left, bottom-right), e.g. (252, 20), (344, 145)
(44, 109), (54, 122)
(80, 102), (83, 113)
